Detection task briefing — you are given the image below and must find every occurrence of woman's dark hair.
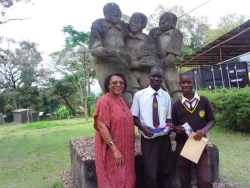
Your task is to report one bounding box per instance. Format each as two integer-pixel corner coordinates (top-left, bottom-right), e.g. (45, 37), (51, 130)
(104, 72), (127, 93)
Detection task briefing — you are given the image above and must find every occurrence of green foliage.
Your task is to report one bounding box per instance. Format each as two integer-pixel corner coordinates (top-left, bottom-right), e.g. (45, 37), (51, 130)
(121, 13), (130, 23)
(50, 78), (77, 115)
(147, 5), (210, 60)
(50, 181), (63, 188)
(42, 93), (60, 116)
(198, 86), (250, 132)
(203, 13), (248, 46)
(0, 39), (49, 113)
(90, 103), (96, 117)
(17, 86), (41, 111)
(86, 94), (94, 105)
(62, 25), (90, 47)
(0, 92), (14, 122)
(53, 105), (69, 120)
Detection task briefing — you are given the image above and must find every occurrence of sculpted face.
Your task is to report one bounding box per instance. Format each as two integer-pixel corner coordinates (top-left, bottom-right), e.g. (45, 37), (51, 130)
(104, 7), (121, 24)
(159, 15), (173, 31)
(129, 16), (143, 34)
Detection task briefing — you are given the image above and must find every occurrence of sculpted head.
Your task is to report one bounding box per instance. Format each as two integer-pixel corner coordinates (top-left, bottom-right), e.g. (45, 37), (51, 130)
(159, 12), (177, 31)
(129, 12), (147, 34)
(103, 3), (122, 24)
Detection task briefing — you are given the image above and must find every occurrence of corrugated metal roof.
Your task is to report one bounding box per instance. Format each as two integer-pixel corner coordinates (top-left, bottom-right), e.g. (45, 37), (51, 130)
(178, 19), (250, 67)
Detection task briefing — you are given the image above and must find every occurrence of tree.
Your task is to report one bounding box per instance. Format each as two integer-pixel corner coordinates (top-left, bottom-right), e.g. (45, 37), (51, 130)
(17, 86), (41, 111)
(62, 25), (90, 48)
(49, 77), (77, 116)
(147, 5), (210, 61)
(0, 40), (46, 109)
(51, 46), (95, 105)
(0, 90), (14, 122)
(50, 25), (96, 120)
(40, 87), (60, 116)
(203, 13), (248, 46)
(121, 13), (130, 23)
(0, 0), (31, 25)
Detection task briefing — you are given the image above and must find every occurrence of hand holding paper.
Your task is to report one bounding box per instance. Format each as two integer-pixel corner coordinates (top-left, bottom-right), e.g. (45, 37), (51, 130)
(180, 132), (208, 164)
(194, 129), (207, 141)
(150, 122), (171, 134)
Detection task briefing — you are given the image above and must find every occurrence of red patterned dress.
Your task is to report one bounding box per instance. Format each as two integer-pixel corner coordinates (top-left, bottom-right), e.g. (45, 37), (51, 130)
(94, 93), (136, 188)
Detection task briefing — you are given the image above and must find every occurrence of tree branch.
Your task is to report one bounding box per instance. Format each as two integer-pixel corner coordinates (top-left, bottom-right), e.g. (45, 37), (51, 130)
(0, 17), (30, 25)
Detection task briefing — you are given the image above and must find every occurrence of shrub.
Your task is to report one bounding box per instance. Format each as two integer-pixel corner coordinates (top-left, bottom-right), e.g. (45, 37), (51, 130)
(52, 105), (69, 120)
(198, 86), (250, 133)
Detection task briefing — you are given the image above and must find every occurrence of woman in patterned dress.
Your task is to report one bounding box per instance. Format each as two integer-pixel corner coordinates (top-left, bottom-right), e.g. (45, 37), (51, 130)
(94, 72), (136, 188)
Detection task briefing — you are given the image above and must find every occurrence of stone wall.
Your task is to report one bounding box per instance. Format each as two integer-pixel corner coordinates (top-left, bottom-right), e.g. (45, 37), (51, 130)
(68, 133), (219, 188)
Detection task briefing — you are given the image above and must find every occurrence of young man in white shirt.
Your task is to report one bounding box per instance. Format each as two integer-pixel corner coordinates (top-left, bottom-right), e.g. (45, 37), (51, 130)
(131, 65), (173, 188)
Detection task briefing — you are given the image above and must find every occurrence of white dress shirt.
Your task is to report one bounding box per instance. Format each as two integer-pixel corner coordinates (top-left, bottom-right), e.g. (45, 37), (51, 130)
(130, 86), (172, 139)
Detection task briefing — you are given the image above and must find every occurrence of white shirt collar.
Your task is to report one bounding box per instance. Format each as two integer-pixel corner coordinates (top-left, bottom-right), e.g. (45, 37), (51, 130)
(148, 85), (162, 97)
(181, 92), (200, 103)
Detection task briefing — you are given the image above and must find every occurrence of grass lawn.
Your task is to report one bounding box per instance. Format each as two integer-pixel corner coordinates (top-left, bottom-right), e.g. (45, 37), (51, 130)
(207, 127), (250, 188)
(0, 118), (250, 188)
(0, 118), (95, 188)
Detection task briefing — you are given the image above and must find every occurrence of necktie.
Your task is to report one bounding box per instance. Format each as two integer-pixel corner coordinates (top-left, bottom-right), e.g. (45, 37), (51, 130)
(186, 100), (194, 110)
(153, 93), (160, 127)
(186, 99), (196, 110)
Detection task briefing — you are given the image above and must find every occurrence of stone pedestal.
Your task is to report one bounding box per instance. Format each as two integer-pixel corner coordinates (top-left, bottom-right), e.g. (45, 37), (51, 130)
(70, 136), (96, 188)
(65, 134), (219, 188)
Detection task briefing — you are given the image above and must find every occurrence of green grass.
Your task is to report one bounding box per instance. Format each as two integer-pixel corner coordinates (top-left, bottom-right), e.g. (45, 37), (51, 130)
(0, 118), (94, 188)
(0, 118), (250, 187)
(208, 127), (250, 188)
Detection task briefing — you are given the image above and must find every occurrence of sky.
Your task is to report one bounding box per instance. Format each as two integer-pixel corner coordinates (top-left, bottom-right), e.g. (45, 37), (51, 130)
(1, 0), (250, 57)
(1, 0), (250, 92)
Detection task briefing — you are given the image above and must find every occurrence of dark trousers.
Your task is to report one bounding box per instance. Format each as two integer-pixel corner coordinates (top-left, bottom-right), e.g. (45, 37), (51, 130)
(176, 143), (213, 188)
(141, 135), (173, 188)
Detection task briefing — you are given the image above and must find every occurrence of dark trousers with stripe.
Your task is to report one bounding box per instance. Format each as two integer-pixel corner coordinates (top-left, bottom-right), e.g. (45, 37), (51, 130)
(176, 143), (213, 188)
(141, 135), (173, 188)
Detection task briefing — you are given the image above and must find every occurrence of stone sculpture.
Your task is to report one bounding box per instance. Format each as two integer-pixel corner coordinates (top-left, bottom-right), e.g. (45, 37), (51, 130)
(89, 3), (183, 105)
(125, 12), (161, 91)
(89, 2), (135, 107)
(149, 12), (183, 102)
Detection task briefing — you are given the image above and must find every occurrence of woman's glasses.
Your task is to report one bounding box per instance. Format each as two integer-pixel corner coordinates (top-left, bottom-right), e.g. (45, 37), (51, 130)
(110, 81), (125, 85)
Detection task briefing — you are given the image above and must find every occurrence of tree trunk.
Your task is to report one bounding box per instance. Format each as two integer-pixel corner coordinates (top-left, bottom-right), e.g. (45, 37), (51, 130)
(61, 96), (75, 116)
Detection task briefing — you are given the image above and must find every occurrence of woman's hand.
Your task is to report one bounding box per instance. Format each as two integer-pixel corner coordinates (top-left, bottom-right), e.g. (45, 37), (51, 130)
(113, 149), (124, 166)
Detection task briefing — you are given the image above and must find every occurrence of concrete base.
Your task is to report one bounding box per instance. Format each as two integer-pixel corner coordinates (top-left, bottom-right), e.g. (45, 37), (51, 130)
(67, 134), (219, 188)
